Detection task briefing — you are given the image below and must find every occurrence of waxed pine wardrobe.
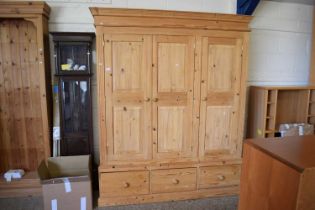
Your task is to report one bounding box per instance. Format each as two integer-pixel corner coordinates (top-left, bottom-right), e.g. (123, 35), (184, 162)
(90, 8), (251, 206)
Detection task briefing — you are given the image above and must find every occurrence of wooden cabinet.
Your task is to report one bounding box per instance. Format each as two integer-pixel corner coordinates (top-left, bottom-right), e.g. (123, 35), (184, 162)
(0, 2), (51, 172)
(247, 86), (315, 138)
(90, 8), (251, 206)
(52, 33), (94, 156)
(239, 136), (315, 210)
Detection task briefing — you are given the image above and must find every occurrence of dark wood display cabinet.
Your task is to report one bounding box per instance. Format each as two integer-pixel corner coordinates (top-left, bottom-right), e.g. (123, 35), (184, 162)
(52, 33), (94, 156)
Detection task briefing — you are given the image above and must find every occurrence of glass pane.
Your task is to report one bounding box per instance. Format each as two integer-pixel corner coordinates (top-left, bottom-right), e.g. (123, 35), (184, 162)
(62, 80), (89, 134)
(62, 137), (89, 155)
(59, 44), (89, 71)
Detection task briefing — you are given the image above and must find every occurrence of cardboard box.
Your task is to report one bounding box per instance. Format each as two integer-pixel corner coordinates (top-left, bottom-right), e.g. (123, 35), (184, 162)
(38, 155), (92, 210)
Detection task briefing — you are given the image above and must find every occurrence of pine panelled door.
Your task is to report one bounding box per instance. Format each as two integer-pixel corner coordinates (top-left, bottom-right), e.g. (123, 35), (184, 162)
(90, 8), (251, 206)
(0, 2), (51, 172)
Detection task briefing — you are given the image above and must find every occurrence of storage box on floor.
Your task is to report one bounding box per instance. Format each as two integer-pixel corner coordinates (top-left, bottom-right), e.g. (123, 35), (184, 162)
(37, 155), (92, 210)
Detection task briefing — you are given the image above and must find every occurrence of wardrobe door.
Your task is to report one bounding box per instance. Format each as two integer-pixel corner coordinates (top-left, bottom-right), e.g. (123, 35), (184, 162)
(199, 37), (243, 160)
(152, 35), (196, 160)
(103, 34), (152, 163)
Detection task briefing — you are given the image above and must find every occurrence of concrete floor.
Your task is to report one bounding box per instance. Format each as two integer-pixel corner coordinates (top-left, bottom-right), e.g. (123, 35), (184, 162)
(0, 195), (238, 210)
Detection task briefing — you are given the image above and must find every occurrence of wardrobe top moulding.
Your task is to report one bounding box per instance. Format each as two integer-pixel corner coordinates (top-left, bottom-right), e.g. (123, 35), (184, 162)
(89, 8), (252, 31)
(0, 1), (50, 18)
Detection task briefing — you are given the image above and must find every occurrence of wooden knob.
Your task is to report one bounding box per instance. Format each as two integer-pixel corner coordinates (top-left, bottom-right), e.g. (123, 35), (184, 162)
(217, 175), (225, 181)
(172, 179), (180, 185)
(202, 97), (207, 101)
(145, 97), (150, 102)
(153, 98), (158, 102)
(123, 182), (130, 188)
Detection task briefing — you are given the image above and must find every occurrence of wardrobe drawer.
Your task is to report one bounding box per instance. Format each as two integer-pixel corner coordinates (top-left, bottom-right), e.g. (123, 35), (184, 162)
(151, 168), (197, 193)
(199, 165), (241, 189)
(100, 171), (149, 197)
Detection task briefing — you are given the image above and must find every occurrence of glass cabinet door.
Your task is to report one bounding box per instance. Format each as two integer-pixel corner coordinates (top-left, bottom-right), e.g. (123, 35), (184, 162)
(59, 77), (92, 155)
(56, 42), (91, 75)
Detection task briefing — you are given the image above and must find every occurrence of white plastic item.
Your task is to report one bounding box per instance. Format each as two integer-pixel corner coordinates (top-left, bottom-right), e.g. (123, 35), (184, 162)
(4, 169), (25, 182)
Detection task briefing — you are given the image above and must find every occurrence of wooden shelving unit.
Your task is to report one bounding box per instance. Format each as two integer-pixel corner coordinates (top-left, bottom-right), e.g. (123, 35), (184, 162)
(247, 86), (315, 138)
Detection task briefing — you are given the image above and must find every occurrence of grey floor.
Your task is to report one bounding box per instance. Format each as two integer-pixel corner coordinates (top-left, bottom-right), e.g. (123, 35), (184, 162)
(0, 195), (238, 210)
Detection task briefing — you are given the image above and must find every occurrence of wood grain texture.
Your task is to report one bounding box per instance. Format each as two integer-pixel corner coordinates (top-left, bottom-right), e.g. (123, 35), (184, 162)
(92, 8), (251, 206)
(0, 6), (51, 173)
(90, 8), (252, 31)
(100, 171), (149, 197)
(199, 165), (240, 189)
(239, 143), (300, 210)
(0, 1), (50, 18)
(0, 171), (42, 198)
(246, 136), (315, 171)
(296, 168), (315, 210)
(153, 35), (196, 160)
(199, 36), (243, 160)
(239, 136), (315, 210)
(150, 168), (196, 193)
(247, 86), (315, 138)
(247, 87), (267, 138)
(104, 34), (152, 163)
(98, 185), (240, 206)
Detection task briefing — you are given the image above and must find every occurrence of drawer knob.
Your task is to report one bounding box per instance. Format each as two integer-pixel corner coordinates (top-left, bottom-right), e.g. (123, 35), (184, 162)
(217, 175), (226, 181)
(123, 182), (130, 188)
(172, 179), (180, 185)
(153, 98), (158, 102)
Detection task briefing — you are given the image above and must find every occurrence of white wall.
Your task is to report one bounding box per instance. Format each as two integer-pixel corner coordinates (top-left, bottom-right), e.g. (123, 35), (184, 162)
(249, 1), (313, 86)
(46, 0), (237, 32)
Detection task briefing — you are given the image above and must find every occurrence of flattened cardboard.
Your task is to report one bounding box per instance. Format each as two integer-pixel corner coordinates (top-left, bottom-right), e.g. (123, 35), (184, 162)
(38, 155), (92, 210)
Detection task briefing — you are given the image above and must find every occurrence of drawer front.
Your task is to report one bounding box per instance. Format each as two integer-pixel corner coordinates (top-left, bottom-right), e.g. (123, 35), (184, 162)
(100, 171), (149, 197)
(199, 165), (241, 189)
(151, 168), (197, 193)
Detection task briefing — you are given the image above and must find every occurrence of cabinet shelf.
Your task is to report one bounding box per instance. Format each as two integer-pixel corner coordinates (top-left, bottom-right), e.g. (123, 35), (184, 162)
(265, 130), (276, 134)
(248, 86), (314, 138)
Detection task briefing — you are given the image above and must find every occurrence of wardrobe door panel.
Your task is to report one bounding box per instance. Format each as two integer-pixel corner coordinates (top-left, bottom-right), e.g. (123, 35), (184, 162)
(103, 34), (152, 163)
(152, 35), (196, 160)
(199, 37), (243, 160)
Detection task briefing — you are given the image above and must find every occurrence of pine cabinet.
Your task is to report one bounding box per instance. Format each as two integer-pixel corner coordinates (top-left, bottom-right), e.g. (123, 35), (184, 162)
(0, 2), (52, 172)
(91, 8), (251, 206)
